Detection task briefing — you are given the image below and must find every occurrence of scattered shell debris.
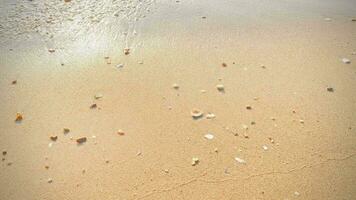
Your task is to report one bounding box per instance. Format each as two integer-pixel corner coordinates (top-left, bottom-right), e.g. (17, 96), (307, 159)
(342, 58), (351, 64)
(191, 109), (204, 119)
(204, 133), (214, 140)
(15, 113), (23, 122)
(76, 137), (87, 144)
(191, 157), (199, 166)
(234, 157), (246, 164)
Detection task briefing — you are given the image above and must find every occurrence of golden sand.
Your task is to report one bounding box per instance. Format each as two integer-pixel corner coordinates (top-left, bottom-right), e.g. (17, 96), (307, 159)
(0, 0), (356, 199)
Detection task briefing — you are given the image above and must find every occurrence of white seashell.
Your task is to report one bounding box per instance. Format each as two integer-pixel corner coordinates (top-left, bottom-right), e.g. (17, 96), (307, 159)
(235, 157), (246, 164)
(204, 133), (214, 140)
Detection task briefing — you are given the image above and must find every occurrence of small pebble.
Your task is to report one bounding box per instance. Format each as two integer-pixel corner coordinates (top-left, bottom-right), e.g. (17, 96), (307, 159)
(47, 178), (53, 183)
(222, 63), (227, 67)
(214, 148), (219, 153)
(191, 157), (199, 166)
(299, 119), (304, 124)
(294, 191), (300, 196)
(262, 145), (268, 150)
(48, 49), (55, 53)
(117, 129), (125, 136)
(172, 83), (179, 90)
(216, 84), (225, 92)
(50, 136), (58, 141)
(246, 105), (252, 110)
(124, 48), (130, 55)
(76, 137), (87, 144)
(63, 128), (70, 134)
(2, 150), (7, 156)
(116, 64), (124, 68)
(11, 80), (17, 85)
(15, 113), (23, 122)
(90, 104), (97, 109)
(164, 169), (169, 173)
(327, 87), (334, 92)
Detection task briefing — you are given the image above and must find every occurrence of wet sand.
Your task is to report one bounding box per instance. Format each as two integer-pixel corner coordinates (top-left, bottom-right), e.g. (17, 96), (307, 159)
(1, 0), (356, 199)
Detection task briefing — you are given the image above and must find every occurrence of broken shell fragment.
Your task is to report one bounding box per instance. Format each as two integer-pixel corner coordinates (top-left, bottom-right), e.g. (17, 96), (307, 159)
(116, 64), (124, 68)
(206, 113), (216, 119)
(234, 157), (246, 164)
(342, 58), (351, 64)
(191, 109), (204, 119)
(76, 137), (87, 144)
(204, 133), (214, 140)
(191, 157), (199, 166)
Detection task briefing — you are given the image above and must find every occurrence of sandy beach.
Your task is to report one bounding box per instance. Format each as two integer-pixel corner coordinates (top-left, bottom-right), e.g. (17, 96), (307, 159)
(1, 0), (356, 199)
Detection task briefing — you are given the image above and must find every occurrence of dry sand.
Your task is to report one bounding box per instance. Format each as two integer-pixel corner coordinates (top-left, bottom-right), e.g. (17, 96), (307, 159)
(1, 0), (356, 199)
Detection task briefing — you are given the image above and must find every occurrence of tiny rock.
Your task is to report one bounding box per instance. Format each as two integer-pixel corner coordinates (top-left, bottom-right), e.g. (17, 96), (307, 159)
(50, 136), (58, 141)
(117, 129), (125, 136)
(216, 84), (225, 92)
(299, 119), (304, 124)
(12, 80), (17, 85)
(246, 105), (252, 110)
(222, 63), (227, 67)
(172, 83), (179, 90)
(90, 103), (97, 109)
(124, 48), (130, 55)
(214, 148), (219, 153)
(262, 145), (268, 150)
(164, 169), (169, 173)
(76, 137), (87, 144)
(191, 157), (199, 166)
(2, 150), (7, 156)
(47, 178), (53, 183)
(327, 87), (334, 92)
(116, 64), (124, 68)
(15, 113), (23, 122)
(63, 128), (70, 134)
(48, 49), (55, 53)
